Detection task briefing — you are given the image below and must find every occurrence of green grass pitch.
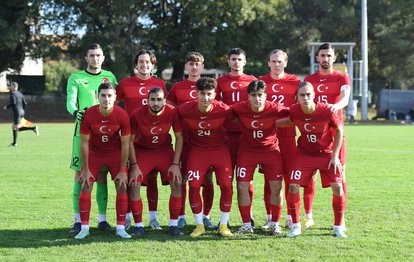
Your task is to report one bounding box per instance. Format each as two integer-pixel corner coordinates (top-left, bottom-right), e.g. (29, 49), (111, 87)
(0, 123), (413, 261)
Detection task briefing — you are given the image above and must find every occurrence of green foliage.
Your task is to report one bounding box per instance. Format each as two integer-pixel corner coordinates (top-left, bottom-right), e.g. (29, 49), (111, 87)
(43, 59), (78, 95)
(0, 1), (30, 72)
(0, 123), (413, 260)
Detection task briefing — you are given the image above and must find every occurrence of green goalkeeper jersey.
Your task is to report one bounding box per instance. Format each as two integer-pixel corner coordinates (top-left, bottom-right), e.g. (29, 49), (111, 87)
(66, 69), (118, 116)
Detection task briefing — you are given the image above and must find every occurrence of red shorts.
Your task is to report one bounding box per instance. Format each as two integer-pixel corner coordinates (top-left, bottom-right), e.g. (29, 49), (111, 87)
(87, 151), (123, 181)
(236, 149), (284, 182)
(288, 151), (343, 188)
(135, 146), (174, 185)
(278, 136), (298, 174)
(227, 132), (241, 167)
(186, 145), (233, 187)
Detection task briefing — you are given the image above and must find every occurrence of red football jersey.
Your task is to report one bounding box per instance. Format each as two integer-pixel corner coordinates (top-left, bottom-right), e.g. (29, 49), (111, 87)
(130, 104), (182, 150)
(168, 79), (198, 106)
(178, 100), (233, 149)
(259, 73), (300, 137)
(217, 73), (257, 132)
(80, 105), (131, 153)
(289, 102), (341, 155)
(304, 71), (350, 121)
(116, 76), (167, 115)
(231, 100), (288, 153)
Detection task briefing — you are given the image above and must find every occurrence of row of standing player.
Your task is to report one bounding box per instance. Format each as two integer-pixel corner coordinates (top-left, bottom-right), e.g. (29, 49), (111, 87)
(66, 43), (350, 239)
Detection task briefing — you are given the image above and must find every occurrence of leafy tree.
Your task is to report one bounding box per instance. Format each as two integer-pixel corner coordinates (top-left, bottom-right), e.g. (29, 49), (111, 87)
(43, 59), (78, 94)
(0, 1), (30, 72)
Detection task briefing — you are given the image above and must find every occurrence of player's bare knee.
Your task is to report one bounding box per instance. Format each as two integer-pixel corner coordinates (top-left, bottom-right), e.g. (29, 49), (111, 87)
(170, 183), (182, 197)
(331, 183), (343, 196)
(289, 183), (300, 193)
(74, 172), (81, 182)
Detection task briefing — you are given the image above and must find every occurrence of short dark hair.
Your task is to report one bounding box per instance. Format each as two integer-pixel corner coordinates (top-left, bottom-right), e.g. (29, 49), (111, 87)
(317, 43), (335, 55)
(196, 77), (217, 91)
(185, 52), (204, 63)
(148, 87), (165, 98)
(247, 80), (266, 94)
(228, 48), (247, 59)
(86, 43), (103, 55)
(296, 81), (314, 93)
(134, 49), (157, 66)
(98, 82), (116, 94)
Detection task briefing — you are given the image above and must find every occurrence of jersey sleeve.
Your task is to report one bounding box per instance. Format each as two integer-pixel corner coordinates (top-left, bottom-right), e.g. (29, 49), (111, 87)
(330, 110), (341, 128)
(80, 111), (91, 135)
(172, 109), (183, 133)
(276, 104), (289, 118)
(66, 74), (79, 115)
(116, 79), (125, 102)
(109, 72), (118, 87)
(119, 110), (131, 136)
(167, 84), (178, 105)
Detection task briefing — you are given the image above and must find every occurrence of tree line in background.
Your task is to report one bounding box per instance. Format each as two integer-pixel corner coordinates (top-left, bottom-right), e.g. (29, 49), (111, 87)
(1, 0), (414, 99)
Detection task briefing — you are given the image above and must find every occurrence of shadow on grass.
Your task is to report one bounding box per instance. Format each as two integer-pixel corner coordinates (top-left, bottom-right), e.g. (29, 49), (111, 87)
(0, 226), (264, 248)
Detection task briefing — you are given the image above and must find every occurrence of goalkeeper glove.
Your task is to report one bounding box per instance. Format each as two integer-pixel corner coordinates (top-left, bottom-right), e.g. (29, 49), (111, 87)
(73, 108), (87, 122)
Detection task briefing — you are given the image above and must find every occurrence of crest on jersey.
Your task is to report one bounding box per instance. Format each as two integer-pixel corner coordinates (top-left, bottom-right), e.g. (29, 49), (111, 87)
(102, 78), (109, 83)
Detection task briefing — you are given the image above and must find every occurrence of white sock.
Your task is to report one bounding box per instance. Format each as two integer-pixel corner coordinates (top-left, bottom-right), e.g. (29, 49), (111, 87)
(135, 222), (144, 227)
(305, 213), (312, 219)
(149, 211), (157, 221)
(193, 212), (203, 225)
(286, 215), (292, 221)
(243, 222), (252, 228)
(271, 221), (279, 227)
(220, 211), (230, 225)
(74, 213), (81, 223)
(203, 214), (210, 219)
(81, 225), (89, 230)
(178, 215), (186, 220)
(98, 214), (106, 223)
(170, 219), (178, 227)
(292, 223), (301, 229)
(126, 212), (132, 220)
(267, 214), (272, 221)
(116, 225), (125, 231)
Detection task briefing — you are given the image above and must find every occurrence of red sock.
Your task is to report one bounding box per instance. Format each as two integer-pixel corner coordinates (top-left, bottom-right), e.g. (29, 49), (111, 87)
(332, 194), (346, 226)
(180, 183), (187, 216)
(169, 195), (181, 220)
(249, 182), (254, 214)
(189, 187), (202, 214)
(264, 179), (271, 215)
(270, 204), (283, 223)
(146, 172), (158, 212)
(303, 179), (316, 214)
(238, 205), (251, 223)
(284, 180), (290, 215)
(130, 199), (143, 223)
(288, 192), (300, 223)
(116, 193), (128, 225)
(202, 183), (214, 216)
(219, 185), (233, 212)
(79, 191), (91, 225)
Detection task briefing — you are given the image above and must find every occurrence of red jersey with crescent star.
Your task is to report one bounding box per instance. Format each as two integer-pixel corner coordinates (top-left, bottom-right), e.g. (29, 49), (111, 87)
(80, 105), (131, 154)
(216, 73), (257, 132)
(289, 102), (341, 155)
(178, 100), (233, 149)
(231, 100), (288, 153)
(116, 76), (167, 115)
(130, 104), (182, 150)
(304, 71), (350, 122)
(168, 79), (198, 106)
(259, 72), (300, 137)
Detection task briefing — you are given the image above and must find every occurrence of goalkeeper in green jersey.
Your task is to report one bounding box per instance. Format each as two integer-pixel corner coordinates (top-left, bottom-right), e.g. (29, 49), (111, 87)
(66, 43), (118, 235)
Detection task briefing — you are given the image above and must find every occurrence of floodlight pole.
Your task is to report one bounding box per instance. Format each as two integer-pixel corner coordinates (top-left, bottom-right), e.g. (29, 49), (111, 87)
(361, 0), (369, 120)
